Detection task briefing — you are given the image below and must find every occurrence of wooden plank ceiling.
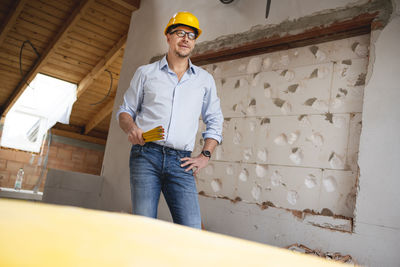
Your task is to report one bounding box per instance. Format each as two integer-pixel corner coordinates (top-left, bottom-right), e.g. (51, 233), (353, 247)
(0, 0), (140, 145)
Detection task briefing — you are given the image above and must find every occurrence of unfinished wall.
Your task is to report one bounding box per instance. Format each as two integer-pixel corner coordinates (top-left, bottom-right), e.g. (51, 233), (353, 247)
(193, 35), (368, 224)
(101, 0), (400, 266)
(0, 132), (104, 192)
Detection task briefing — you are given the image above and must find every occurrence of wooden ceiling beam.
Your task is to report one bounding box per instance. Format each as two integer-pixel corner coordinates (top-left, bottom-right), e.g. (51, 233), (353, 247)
(51, 129), (106, 145)
(0, 0), (96, 118)
(0, 0), (28, 48)
(109, 0), (140, 11)
(77, 34), (126, 98)
(84, 97), (115, 134)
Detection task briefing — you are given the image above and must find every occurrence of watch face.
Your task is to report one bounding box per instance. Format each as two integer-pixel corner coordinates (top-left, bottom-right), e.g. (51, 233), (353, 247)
(202, 150), (211, 157)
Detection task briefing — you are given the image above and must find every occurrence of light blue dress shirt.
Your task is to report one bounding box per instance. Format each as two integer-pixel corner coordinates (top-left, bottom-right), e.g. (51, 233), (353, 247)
(117, 56), (223, 151)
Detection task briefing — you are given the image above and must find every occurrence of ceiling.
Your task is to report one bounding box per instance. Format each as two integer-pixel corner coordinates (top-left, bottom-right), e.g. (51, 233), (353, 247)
(0, 0), (140, 145)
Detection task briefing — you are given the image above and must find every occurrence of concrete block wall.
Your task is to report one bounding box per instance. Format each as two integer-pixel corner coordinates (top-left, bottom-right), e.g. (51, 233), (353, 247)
(193, 34), (369, 219)
(42, 169), (104, 209)
(0, 132), (104, 192)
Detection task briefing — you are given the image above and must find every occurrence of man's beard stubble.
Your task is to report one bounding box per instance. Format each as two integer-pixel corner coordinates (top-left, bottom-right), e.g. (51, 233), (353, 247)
(175, 50), (191, 58)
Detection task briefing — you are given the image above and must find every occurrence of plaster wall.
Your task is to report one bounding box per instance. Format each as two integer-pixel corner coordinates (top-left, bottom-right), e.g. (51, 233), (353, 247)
(100, 0), (400, 265)
(193, 34), (368, 221)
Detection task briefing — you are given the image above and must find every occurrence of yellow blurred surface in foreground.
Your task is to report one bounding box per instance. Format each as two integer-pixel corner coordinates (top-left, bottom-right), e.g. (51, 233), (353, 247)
(0, 199), (349, 267)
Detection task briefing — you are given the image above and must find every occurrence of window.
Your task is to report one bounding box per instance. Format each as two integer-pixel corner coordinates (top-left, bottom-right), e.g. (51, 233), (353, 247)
(1, 73), (77, 153)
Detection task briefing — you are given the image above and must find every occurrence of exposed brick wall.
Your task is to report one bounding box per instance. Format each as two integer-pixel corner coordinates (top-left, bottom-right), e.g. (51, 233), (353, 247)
(0, 135), (104, 192)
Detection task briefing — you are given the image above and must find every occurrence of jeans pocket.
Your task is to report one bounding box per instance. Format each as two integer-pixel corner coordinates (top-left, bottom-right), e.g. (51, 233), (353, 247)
(130, 145), (142, 158)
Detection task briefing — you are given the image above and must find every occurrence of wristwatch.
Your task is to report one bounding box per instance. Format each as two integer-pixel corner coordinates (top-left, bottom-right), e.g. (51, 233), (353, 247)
(201, 150), (211, 158)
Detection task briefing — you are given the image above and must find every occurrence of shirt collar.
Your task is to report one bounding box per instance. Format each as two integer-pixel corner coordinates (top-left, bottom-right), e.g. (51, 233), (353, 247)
(159, 55), (196, 75)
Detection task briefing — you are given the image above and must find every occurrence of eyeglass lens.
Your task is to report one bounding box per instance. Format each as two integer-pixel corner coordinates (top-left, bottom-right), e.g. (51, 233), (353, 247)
(172, 30), (196, 40)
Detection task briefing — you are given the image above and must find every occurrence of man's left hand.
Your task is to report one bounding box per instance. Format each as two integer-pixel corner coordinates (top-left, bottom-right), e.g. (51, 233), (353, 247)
(180, 154), (209, 176)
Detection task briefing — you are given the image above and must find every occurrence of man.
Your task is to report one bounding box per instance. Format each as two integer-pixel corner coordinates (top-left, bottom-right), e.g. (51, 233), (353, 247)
(117, 11), (223, 229)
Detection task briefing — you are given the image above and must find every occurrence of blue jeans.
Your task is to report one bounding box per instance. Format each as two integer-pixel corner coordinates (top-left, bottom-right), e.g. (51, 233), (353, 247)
(129, 142), (201, 229)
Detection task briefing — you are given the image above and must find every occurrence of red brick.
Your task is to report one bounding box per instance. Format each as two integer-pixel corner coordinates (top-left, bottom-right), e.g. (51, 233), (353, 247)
(6, 161), (23, 173)
(0, 149), (16, 161)
(59, 160), (75, 171)
(85, 154), (99, 165)
(22, 164), (37, 176)
(48, 146), (58, 159)
(7, 174), (17, 188)
(34, 166), (43, 176)
(25, 174), (40, 185)
(73, 161), (85, 171)
(0, 159), (6, 170)
(72, 150), (85, 163)
(57, 149), (72, 160)
(15, 151), (33, 163)
(0, 171), (10, 187)
(84, 165), (101, 175)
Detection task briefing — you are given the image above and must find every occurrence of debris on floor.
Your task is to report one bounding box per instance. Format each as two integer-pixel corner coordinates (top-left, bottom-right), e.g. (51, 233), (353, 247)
(285, 243), (356, 264)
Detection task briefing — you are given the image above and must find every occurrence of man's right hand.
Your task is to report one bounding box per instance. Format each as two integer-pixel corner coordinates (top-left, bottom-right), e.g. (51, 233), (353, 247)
(128, 127), (145, 146)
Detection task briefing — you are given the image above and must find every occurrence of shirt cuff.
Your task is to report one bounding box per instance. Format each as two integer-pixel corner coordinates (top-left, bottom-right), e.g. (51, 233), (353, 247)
(116, 106), (135, 122)
(202, 133), (223, 144)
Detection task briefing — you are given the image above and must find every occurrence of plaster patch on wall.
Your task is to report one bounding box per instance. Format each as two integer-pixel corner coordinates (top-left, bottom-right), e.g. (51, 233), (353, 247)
(308, 132), (324, 147)
(312, 100), (329, 111)
(352, 42), (369, 57)
(263, 57), (272, 69)
(284, 70), (295, 81)
(289, 148), (303, 165)
(247, 98), (257, 114)
(322, 176), (337, 192)
(249, 120), (257, 131)
(287, 131), (299, 145)
(243, 148), (252, 161)
(329, 152), (345, 169)
(316, 50), (327, 62)
(251, 73), (261, 86)
(274, 133), (288, 145)
(239, 168), (249, 182)
(333, 115), (346, 128)
(247, 57), (262, 74)
(279, 55), (290, 66)
(271, 170), (283, 187)
(226, 165), (234, 175)
(281, 101), (293, 114)
(257, 148), (268, 162)
(252, 184), (262, 200)
(287, 190), (299, 205)
(305, 174), (317, 188)
(255, 164), (268, 177)
(211, 179), (222, 193)
(299, 115), (311, 127)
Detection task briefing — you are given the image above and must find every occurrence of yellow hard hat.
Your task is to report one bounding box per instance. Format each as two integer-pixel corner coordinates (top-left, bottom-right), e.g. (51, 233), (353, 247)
(164, 11), (202, 38)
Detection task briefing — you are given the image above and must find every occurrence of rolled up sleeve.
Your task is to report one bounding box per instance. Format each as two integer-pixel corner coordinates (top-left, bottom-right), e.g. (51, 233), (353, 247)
(201, 74), (224, 143)
(116, 66), (145, 122)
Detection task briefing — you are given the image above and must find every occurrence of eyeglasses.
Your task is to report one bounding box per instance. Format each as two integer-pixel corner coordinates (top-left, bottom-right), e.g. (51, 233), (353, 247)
(169, 30), (197, 40)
